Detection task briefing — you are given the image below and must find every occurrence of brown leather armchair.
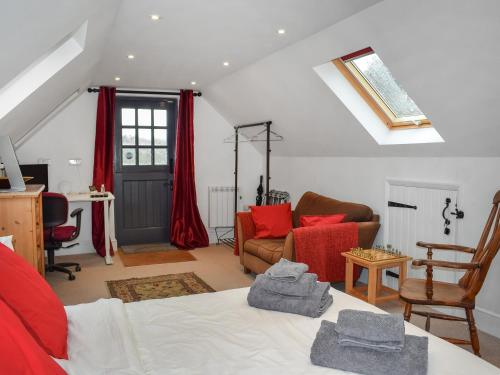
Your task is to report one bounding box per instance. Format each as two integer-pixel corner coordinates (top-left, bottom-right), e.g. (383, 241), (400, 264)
(237, 192), (380, 274)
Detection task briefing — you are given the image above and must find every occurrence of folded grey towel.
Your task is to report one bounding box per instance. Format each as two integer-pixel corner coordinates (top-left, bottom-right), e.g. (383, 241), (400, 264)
(264, 258), (308, 282)
(311, 321), (428, 375)
(247, 275), (332, 318)
(335, 309), (405, 352)
(262, 273), (318, 297)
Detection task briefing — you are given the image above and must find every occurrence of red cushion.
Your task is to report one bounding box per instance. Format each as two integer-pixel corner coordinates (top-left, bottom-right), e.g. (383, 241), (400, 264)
(44, 226), (77, 242)
(250, 203), (293, 239)
(300, 214), (347, 227)
(0, 298), (66, 374)
(0, 243), (68, 359)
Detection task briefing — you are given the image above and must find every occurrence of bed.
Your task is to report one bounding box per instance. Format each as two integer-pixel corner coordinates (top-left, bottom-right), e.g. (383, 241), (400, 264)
(56, 287), (500, 375)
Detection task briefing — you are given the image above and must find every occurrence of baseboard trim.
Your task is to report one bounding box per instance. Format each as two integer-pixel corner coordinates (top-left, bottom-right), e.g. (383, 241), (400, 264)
(475, 307), (500, 339)
(55, 241), (95, 256)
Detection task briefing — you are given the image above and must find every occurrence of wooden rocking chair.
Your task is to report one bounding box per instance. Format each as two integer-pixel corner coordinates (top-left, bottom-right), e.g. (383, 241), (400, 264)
(400, 191), (500, 356)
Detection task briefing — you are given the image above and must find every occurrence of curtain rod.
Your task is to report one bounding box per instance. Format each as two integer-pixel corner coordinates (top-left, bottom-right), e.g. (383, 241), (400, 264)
(235, 121), (272, 129)
(87, 87), (202, 97)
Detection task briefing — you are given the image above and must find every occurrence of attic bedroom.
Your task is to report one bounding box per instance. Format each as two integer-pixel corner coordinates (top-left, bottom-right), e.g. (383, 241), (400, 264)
(0, 1), (499, 374)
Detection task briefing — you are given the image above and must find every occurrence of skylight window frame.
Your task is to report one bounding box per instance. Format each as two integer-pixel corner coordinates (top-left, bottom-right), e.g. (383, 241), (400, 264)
(332, 48), (431, 130)
(0, 21), (87, 122)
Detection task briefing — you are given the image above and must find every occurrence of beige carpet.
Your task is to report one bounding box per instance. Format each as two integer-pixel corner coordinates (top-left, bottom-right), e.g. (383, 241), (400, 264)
(47, 245), (253, 305)
(47, 245), (500, 368)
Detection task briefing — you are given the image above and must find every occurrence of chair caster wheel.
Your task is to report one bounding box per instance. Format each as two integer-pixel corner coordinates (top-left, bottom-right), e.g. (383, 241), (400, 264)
(68, 274), (76, 281)
(75, 265), (81, 272)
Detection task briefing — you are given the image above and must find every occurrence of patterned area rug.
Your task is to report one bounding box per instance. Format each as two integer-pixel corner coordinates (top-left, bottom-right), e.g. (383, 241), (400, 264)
(106, 272), (215, 303)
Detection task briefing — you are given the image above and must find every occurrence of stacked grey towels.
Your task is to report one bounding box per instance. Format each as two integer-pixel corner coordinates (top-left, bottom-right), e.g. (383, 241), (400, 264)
(311, 309), (428, 375)
(247, 258), (333, 318)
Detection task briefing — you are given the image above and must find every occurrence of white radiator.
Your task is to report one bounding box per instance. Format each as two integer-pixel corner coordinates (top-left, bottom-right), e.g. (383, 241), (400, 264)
(208, 186), (239, 228)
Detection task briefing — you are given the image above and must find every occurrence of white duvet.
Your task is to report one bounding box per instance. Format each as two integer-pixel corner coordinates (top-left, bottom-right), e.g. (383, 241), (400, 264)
(58, 287), (500, 375)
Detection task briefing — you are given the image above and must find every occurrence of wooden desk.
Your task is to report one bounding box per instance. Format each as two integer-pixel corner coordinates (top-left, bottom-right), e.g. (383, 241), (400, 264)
(0, 185), (45, 275)
(342, 249), (412, 305)
(64, 192), (117, 265)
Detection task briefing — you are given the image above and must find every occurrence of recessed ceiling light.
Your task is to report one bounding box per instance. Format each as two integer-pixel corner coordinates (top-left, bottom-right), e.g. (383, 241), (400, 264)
(223, 61), (230, 66)
(190, 81), (197, 85)
(277, 29), (286, 35)
(151, 14), (160, 21)
(114, 76), (121, 81)
(127, 54), (135, 59)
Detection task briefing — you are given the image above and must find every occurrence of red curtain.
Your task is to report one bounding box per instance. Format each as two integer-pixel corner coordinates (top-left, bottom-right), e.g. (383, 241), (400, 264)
(91, 87), (116, 257)
(170, 90), (209, 249)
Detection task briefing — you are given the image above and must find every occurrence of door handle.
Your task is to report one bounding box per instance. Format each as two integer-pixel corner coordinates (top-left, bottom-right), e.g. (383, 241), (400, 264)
(442, 198), (451, 235)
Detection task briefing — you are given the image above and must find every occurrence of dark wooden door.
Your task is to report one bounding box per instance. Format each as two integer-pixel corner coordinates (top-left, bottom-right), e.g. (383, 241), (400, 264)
(114, 97), (177, 245)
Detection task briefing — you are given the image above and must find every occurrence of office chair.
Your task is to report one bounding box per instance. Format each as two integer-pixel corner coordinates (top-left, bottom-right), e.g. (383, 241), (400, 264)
(42, 192), (83, 280)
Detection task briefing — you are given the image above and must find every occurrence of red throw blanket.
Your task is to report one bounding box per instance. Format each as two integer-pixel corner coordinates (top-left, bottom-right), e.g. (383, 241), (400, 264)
(294, 222), (362, 282)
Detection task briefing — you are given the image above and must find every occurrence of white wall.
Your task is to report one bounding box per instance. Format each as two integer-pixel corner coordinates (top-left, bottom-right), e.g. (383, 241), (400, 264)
(194, 97), (263, 243)
(16, 93), (98, 255)
(272, 156), (500, 337)
(16, 92), (261, 254)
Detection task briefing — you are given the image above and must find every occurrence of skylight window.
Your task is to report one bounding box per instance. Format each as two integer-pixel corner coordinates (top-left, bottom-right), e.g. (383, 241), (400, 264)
(333, 47), (430, 129)
(0, 21), (87, 121)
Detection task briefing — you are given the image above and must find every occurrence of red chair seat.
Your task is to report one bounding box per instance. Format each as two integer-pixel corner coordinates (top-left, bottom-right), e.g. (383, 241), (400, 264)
(44, 226), (77, 242)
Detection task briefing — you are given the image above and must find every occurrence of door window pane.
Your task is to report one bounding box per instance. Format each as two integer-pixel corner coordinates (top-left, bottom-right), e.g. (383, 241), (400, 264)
(122, 148), (136, 165)
(121, 108), (135, 125)
(122, 128), (135, 145)
(154, 109), (167, 127)
(138, 129), (151, 145)
(138, 108), (151, 126)
(154, 148), (167, 165)
(154, 129), (167, 146)
(138, 148), (152, 165)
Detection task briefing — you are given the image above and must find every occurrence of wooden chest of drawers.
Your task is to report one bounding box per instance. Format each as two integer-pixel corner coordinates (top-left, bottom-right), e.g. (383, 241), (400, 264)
(0, 185), (45, 276)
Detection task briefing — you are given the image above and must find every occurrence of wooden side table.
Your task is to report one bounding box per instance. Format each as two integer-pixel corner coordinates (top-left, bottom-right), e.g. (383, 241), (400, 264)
(341, 249), (412, 305)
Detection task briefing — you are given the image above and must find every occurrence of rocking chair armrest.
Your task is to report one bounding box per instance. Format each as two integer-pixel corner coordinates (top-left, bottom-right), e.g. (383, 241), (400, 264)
(412, 259), (480, 270)
(416, 241), (476, 254)
(413, 259), (480, 300)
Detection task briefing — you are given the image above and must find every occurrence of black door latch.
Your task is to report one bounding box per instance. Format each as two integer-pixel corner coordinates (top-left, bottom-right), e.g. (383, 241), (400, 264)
(443, 197), (465, 235)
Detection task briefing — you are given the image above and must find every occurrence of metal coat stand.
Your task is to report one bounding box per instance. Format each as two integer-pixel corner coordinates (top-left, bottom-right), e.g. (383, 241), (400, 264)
(233, 121), (273, 219)
(218, 121), (281, 249)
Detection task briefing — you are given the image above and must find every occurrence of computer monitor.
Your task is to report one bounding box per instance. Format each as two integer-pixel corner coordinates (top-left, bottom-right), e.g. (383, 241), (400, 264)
(20, 164), (49, 192)
(0, 136), (26, 192)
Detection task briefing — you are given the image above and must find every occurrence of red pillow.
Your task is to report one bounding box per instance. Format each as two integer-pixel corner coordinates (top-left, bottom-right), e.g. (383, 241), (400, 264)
(0, 243), (68, 359)
(0, 298), (66, 374)
(300, 214), (347, 227)
(250, 203), (293, 239)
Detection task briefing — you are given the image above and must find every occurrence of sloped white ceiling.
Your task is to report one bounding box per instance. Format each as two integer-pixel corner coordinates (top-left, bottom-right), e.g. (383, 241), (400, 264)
(93, 0), (380, 88)
(0, 0), (379, 144)
(2, 0), (499, 157)
(204, 0), (500, 157)
(0, 0), (121, 143)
